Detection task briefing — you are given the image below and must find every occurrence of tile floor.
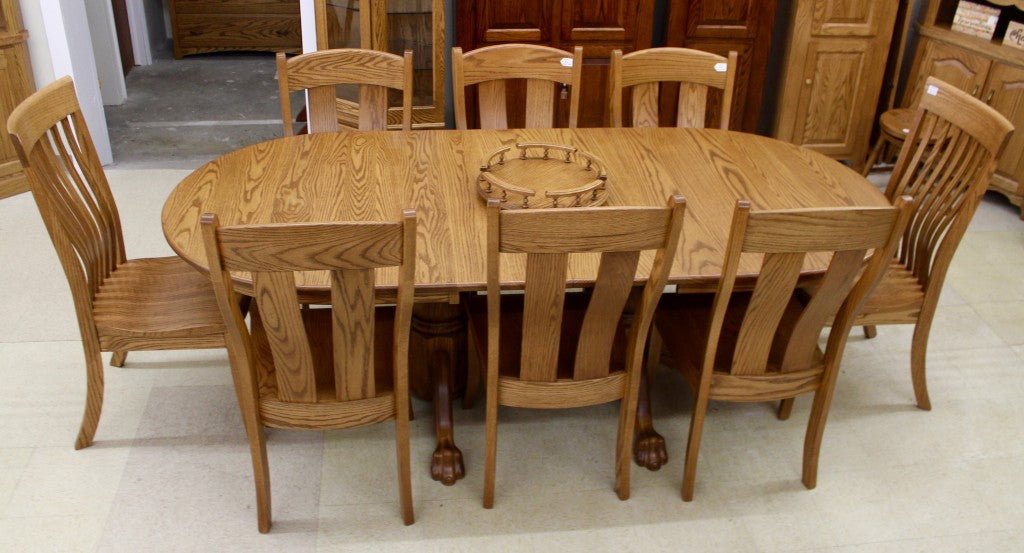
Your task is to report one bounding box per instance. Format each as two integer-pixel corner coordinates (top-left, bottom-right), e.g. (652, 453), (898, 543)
(1, 169), (1022, 552)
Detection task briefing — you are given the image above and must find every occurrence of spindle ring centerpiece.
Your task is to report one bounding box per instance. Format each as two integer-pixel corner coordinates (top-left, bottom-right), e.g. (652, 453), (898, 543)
(477, 142), (609, 209)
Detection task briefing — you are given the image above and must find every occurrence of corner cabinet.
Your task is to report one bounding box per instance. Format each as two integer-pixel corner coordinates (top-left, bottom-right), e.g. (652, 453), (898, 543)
(773, 0), (900, 166)
(903, 0), (1024, 218)
(0, 0), (34, 199)
(455, 0), (654, 127)
(664, 0), (779, 133)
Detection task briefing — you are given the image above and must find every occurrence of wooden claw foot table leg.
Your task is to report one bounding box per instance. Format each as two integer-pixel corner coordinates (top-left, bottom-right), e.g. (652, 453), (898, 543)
(410, 303), (467, 485)
(634, 365), (668, 470)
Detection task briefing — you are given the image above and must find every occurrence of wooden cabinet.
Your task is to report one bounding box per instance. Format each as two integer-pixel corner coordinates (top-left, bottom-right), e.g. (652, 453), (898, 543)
(773, 0), (900, 166)
(903, 0), (1024, 216)
(0, 0), (33, 200)
(169, 0), (302, 59)
(664, 0), (779, 133)
(456, 0), (654, 127)
(317, 0), (445, 128)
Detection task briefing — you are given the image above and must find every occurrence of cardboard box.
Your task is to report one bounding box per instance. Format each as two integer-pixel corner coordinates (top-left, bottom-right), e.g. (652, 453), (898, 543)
(951, 1), (1001, 40)
(1004, 20), (1024, 50)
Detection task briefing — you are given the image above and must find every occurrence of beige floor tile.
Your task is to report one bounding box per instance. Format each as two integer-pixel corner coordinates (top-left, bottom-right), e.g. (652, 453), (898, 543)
(1014, 345), (1024, 361)
(0, 515), (106, 553)
(0, 448), (32, 511)
(3, 446), (129, 518)
(946, 260), (1024, 305)
(972, 301), (1024, 346)
(968, 192), (1024, 231)
(950, 231), (1024, 267)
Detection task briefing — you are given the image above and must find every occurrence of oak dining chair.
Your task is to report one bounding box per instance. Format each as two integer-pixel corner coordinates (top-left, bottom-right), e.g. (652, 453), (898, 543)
(200, 211), (417, 533)
(608, 47), (737, 130)
(655, 199), (912, 501)
(7, 76), (227, 450)
(849, 76), (1014, 410)
(452, 43), (583, 130)
(276, 48), (413, 135)
(466, 196), (686, 508)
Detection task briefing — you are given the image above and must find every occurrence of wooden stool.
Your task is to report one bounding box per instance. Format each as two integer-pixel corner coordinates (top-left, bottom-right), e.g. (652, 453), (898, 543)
(861, 108), (916, 176)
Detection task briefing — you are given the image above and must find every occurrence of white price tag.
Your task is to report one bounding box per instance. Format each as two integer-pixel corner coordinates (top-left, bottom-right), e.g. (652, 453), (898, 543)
(926, 85), (939, 96)
(714, 62), (727, 73)
(560, 57), (573, 67)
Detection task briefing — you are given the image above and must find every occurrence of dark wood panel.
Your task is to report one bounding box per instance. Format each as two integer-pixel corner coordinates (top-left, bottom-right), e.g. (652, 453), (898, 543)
(476, 0), (555, 44)
(169, 0), (301, 58)
(665, 0), (778, 133)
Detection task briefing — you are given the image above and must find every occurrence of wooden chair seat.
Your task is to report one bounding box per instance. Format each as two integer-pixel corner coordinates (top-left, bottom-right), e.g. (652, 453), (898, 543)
(93, 257), (225, 343)
(854, 262), (924, 325)
(656, 292), (825, 402)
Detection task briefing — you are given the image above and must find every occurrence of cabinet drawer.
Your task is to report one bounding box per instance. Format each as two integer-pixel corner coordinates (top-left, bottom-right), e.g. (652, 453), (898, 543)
(172, 0), (298, 15)
(174, 14), (301, 53)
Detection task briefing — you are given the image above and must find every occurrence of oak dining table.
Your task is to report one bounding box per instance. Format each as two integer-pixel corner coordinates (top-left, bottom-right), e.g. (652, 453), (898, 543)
(162, 126), (887, 485)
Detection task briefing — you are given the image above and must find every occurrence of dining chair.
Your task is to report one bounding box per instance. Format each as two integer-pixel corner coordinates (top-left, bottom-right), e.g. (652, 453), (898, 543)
(849, 76), (1014, 410)
(276, 48), (413, 135)
(466, 195), (686, 508)
(7, 76), (227, 450)
(452, 43), (583, 130)
(655, 198), (913, 501)
(608, 47), (737, 130)
(200, 211), (417, 532)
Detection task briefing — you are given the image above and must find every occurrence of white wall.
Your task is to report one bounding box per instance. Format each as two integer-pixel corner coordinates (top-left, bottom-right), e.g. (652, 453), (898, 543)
(20, 0), (55, 88)
(143, 0), (168, 55)
(84, 1), (127, 105)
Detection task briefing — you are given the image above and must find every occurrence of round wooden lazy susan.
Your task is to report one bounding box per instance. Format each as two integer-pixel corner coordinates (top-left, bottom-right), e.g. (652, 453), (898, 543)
(477, 142), (608, 209)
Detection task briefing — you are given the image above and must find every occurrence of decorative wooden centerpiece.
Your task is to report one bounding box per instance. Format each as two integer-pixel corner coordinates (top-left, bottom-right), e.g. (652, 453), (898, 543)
(477, 142), (608, 209)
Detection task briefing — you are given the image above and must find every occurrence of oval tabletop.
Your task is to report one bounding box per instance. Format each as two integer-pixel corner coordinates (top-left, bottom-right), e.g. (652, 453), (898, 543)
(162, 127), (887, 297)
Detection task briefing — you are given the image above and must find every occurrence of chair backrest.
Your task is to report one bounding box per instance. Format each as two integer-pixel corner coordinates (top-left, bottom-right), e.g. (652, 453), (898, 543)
(7, 76), (125, 318)
(703, 199), (912, 381)
(277, 48), (413, 135)
(453, 44), (583, 130)
(201, 212), (416, 416)
(885, 76), (1013, 289)
(608, 47), (737, 130)
(486, 196), (685, 386)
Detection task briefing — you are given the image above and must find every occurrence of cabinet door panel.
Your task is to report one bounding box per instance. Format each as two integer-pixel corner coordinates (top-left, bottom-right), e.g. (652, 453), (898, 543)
(560, 0), (634, 42)
(986, 63), (1024, 177)
(810, 0), (893, 37)
(686, 0), (757, 39)
(791, 39), (869, 152)
(478, 0), (554, 43)
(903, 39), (991, 106)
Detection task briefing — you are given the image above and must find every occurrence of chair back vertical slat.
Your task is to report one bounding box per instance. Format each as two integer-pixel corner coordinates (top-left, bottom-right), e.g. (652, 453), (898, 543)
(7, 78), (125, 304)
(331, 268), (376, 401)
(519, 252), (569, 382)
(358, 84), (389, 131)
(779, 249), (865, 372)
(524, 79), (556, 129)
(630, 82), (660, 128)
(729, 252), (804, 376)
(453, 44), (582, 130)
(308, 85), (342, 134)
(610, 47), (736, 130)
(884, 77), (1013, 290)
(573, 250), (641, 380)
(252, 271), (318, 403)
(478, 80), (508, 130)
(676, 83), (708, 128)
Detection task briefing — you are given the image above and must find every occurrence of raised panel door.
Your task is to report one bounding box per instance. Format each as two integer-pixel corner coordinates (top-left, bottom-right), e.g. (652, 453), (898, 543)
(985, 62), (1024, 179)
(477, 0), (554, 43)
(810, 0), (888, 37)
(560, 0), (633, 43)
(790, 39), (869, 154)
(685, 0), (757, 39)
(903, 39), (991, 107)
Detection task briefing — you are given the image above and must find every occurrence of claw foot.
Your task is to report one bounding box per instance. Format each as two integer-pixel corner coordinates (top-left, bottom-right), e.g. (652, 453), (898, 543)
(431, 439), (465, 485)
(634, 429), (668, 471)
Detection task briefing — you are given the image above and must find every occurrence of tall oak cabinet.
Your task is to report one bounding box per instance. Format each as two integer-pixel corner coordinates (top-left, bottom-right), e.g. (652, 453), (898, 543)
(0, 0), (33, 199)
(773, 0), (900, 167)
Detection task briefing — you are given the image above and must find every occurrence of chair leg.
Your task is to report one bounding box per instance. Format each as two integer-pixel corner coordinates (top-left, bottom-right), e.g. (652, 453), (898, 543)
(777, 398), (795, 421)
(462, 323), (481, 410)
(863, 325), (877, 339)
(911, 319), (933, 411)
(74, 343), (105, 450)
(860, 138), (885, 176)
(802, 365), (841, 490)
(247, 426), (272, 533)
(395, 403), (415, 525)
(615, 347), (646, 500)
(110, 350), (127, 367)
(482, 397), (498, 508)
(681, 394), (710, 502)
